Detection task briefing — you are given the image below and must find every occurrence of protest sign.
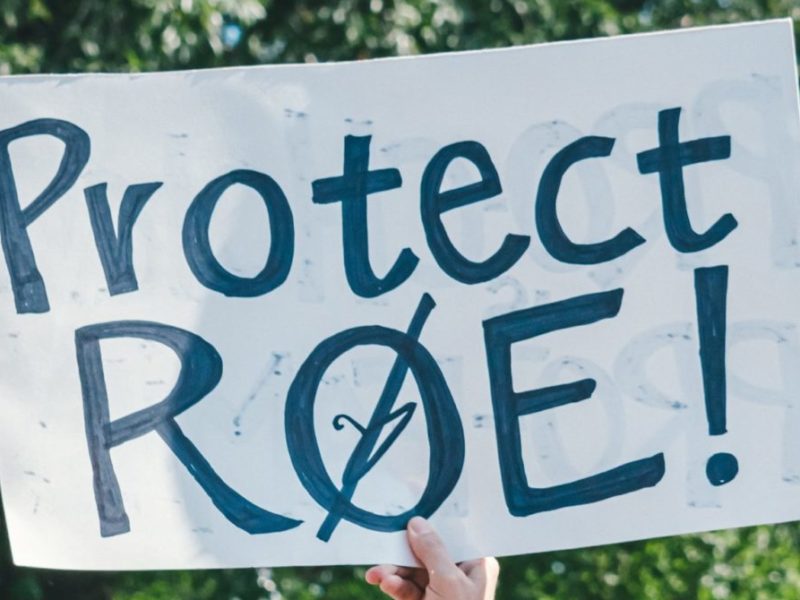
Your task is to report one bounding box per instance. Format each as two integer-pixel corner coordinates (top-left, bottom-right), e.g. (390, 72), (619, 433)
(0, 19), (798, 570)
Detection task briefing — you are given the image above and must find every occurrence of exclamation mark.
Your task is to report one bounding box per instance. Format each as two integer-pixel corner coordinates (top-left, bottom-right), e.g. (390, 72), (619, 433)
(694, 265), (738, 486)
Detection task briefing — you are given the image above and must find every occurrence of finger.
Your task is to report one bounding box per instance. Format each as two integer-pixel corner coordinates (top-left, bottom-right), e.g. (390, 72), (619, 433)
(406, 517), (463, 585)
(458, 558), (485, 573)
(461, 557), (500, 578)
(483, 557), (501, 599)
(461, 557), (500, 599)
(366, 564), (419, 584)
(379, 574), (423, 600)
(365, 564), (431, 592)
(460, 560), (487, 591)
(365, 566), (384, 585)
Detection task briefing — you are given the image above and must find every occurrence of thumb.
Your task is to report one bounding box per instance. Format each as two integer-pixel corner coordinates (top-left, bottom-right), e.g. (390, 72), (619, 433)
(406, 517), (461, 582)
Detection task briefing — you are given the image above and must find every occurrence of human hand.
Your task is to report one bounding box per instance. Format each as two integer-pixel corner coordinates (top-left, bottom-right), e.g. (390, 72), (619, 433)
(365, 517), (499, 600)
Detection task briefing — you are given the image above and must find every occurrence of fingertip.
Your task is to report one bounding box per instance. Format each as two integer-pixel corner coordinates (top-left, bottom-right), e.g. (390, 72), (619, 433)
(379, 574), (404, 596)
(405, 518), (462, 585)
(486, 556), (500, 577)
(461, 556), (501, 583)
(367, 564), (412, 586)
(407, 516), (432, 536)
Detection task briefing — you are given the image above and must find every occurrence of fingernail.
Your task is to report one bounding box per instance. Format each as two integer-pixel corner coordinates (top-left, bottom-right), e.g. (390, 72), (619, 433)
(364, 568), (380, 585)
(408, 516), (431, 535)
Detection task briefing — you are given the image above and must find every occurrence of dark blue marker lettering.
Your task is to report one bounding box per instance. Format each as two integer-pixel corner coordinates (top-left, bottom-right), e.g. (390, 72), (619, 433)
(312, 135), (418, 297)
(84, 182), (162, 296)
(76, 320), (301, 537)
(0, 119), (90, 313)
(421, 141), (530, 283)
(483, 289), (665, 516)
(183, 169), (294, 297)
(317, 294), (430, 540)
(536, 136), (645, 264)
(285, 294), (464, 540)
(695, 265), (738, 486)
(637, 107), (735, 252)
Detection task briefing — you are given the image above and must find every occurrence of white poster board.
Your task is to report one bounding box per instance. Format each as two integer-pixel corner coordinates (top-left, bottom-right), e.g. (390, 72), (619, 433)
(0, 20), (799, 570)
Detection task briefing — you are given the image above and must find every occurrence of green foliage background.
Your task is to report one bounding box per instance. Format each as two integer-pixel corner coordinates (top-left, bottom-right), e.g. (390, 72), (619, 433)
(0, 1), (799, 598)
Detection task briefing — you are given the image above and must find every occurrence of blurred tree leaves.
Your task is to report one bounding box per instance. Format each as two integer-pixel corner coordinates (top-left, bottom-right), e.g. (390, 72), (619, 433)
(1, 0), (799, 598)
(0, 0), (794, 74)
